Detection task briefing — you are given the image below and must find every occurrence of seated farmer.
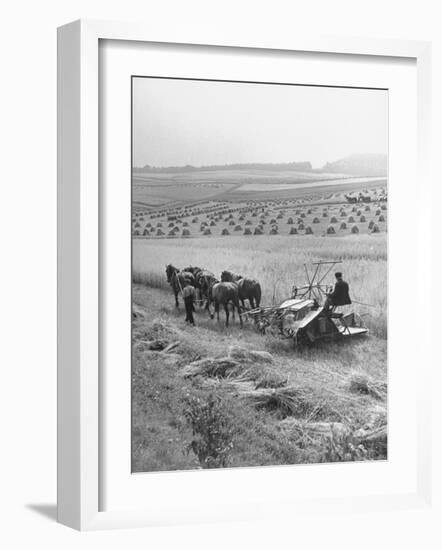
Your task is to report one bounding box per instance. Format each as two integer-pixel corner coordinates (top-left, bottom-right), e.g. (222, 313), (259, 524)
(324, 272), (351, 311)
(183, 282), (196, 325)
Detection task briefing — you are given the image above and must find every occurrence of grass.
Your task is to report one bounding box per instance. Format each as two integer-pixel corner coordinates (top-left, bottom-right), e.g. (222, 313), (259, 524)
(131, 284), (387, 472)
(348, 372), (387, 400)
(131, 180), (388, 471)
(133, 233), (387, 338)
(133, 168), (385, 205)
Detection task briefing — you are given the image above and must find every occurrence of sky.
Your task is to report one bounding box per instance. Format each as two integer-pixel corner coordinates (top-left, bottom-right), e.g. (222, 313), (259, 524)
(132, 77), (388, 169)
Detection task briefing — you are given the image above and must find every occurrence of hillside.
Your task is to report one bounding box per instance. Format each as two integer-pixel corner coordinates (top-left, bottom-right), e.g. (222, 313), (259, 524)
(134, 155), (388, 178)
(321, 154), (388, 177)
(132, 284), (387, 472)
(133, 161), (313, 174)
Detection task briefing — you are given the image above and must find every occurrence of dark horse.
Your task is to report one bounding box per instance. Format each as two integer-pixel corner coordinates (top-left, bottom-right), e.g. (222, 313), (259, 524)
(182, 266), (212, 306)
(182, 266), (203, 279)
(209, 281), (243, 328)
(358, 192), (371, 203)
(220, 270), (261, 310)
(344, 194), (358, 204)
(165, 264), (195, 308)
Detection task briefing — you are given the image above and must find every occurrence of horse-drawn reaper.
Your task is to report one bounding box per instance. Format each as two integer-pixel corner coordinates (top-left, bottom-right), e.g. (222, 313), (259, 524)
(245, 261), (368, 347)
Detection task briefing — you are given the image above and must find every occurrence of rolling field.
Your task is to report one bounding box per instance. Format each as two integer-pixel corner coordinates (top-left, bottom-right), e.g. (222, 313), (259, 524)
(132, 172), (388, 472)
(132, 171), (387, 240)
(132, 167), (386, 207)
(132, 233), (387, 472)
(132, 283), (387, 472)
(133, 234), (387, 337)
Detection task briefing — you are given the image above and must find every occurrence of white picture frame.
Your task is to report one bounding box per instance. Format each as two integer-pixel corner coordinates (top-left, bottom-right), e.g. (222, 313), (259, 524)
(57, 19), (432, 531)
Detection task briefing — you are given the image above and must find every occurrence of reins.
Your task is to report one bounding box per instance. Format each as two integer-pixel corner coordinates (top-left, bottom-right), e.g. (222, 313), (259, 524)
(172, 270), (184, 296)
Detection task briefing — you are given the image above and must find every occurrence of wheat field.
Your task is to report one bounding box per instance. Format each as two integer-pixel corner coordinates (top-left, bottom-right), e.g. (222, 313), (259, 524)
(133, 233), (387, 338)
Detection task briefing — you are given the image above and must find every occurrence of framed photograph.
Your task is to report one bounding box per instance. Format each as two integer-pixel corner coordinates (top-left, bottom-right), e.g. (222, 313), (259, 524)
(57, 20), (432, 530)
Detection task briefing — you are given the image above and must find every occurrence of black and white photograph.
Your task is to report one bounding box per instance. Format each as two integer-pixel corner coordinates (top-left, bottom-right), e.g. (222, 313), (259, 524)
(3, 0), (437, 542)
(131, 76), (388, 472)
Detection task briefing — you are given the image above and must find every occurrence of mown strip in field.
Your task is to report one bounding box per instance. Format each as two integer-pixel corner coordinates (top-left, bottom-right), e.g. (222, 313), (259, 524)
(133, 234), (387, 338)
(132, 284), (387, 472)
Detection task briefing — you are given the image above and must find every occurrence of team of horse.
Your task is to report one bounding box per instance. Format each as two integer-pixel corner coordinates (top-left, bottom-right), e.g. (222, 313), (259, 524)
(165, 263), (262, 327)
(344, 193), (372, 204)
(345, 190), (387, 204)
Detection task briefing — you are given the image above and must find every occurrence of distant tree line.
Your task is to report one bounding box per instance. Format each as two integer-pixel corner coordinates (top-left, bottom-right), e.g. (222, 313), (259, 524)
(133, 153), (388, 177)
(322, 154), (387, 177)
(133, 161), (313, 174)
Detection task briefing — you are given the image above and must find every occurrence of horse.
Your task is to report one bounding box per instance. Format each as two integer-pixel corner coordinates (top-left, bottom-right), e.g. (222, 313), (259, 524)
(182, 266), (205, 303)
(344, 194), (358, 204)
(194, 271), (217, 311)
(210, 281), (243, 328)
(182, 266), (203, 277)
(220, 270), (261, 309)
(165, 264), (195, 308)
(220, 270), (242, 283)
(358, 193), (371, 203)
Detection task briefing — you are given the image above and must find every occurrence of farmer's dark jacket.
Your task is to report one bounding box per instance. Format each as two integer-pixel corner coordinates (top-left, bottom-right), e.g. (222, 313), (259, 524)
(329, 280), (351, 306)
(183, 285), (196, 299)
